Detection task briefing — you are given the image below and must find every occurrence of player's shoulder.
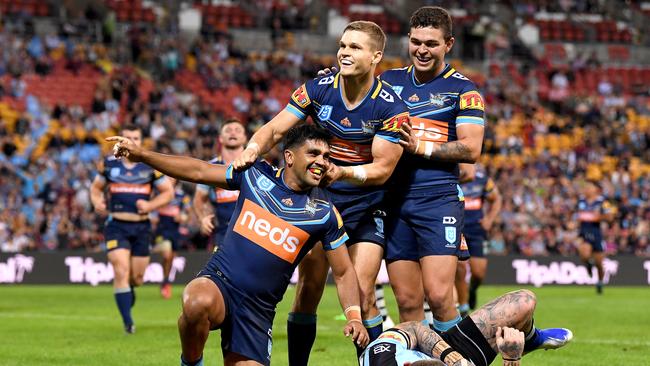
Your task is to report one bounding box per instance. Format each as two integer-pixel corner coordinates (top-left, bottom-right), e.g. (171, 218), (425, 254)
(250, 159), (281, 179)
(209, 155), (223, 164)
(443, 67), (479, 90)
(103, 155), (121, 168)
(380, 66), (410, 82)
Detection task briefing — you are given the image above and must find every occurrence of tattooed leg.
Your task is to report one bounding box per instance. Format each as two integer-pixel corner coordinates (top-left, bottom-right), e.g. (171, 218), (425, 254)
(469, 289), (537, 352)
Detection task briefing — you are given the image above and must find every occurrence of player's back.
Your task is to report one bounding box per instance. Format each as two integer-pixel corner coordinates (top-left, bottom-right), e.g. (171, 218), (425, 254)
(360, 329), (432, 365)
(205, 156), (240, 232)
(157, 185), (187, 228)
(381, 65), (485, 194)
(285, 73), (408, 193)
(206, 160), (348, 308)
(461, 169), (493, 227)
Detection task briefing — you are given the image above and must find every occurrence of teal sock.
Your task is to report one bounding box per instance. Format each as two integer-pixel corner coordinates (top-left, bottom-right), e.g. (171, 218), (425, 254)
(180, 354), (203, 366)
(433, 314), (462, 332)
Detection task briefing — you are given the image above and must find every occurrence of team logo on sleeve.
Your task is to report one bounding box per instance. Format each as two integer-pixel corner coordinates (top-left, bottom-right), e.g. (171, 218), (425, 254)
(380, 112), (409, 132)
(291, 84), (311, 108)
(234, 199), (310, 263)
(317, 105), (333, 121)
(459, 91), (484, 111)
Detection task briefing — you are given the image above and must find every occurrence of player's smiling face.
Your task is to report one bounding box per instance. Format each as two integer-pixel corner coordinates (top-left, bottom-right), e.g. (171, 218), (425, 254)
(284, 139), (330, 190)
(219, 122), (247, 149)
(408, 26), (454, 76)
(337, 30), (382, 77)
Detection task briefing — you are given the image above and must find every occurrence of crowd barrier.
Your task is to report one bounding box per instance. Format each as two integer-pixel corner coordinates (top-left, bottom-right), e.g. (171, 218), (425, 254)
(1, 252), (649, 286)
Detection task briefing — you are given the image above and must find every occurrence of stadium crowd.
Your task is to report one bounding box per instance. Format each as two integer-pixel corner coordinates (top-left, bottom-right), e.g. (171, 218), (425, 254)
(0, 2), (648, 258)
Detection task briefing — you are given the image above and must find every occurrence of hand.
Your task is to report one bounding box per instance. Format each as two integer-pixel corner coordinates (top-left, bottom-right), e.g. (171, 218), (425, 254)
(320, 163), (342, 187)
(317, 66), (337, 77)
(480, 217), (493, 231)
(93, 199), (108, 216)
(200, 214), (215, 236)
(398, 122), (421, 154)
(232, 145), (259, 171)
(106, 136), (144, 162)
(343, 320), (369, 348)
(496, 327), (524, 361)
(136, 199), (152, 214)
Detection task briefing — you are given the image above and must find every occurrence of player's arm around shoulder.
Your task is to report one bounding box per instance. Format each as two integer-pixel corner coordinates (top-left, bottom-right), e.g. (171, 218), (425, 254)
(106, 136), (232, 189)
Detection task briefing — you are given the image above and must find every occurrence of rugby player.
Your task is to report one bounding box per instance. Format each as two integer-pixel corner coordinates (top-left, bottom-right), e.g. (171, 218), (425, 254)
(232, 21), (408, 362)
(90, 123), (174, 333)
(576, 180), (613, 294)
(379, 6), (485, 332)
(193, 119), (247, 248)
(456, 164), (502, 315)
(360, 290), (573, 366)
(153, 177), (190, 299)
(108, 124), (368, 366)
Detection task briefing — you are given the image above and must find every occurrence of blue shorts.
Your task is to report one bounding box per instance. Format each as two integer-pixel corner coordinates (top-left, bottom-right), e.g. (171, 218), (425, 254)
(197, 266), (275, 365)
(579, 229), (604, 252)
(327, 189), (386, 247)
(386, 187), (467, 261)
(155, 224), (181, 251)
(463, 224), (486, 258)
(104, 218), (152, 257)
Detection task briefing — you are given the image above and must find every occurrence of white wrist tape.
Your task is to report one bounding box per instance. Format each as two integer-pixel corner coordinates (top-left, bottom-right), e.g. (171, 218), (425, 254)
(247, 142), (260, 153)
(352, 166), (367, 184)
(424, 141), (434, 159)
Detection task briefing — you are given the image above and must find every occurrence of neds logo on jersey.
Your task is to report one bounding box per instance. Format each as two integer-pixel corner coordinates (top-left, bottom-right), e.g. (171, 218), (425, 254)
(234, 199), (310, 263)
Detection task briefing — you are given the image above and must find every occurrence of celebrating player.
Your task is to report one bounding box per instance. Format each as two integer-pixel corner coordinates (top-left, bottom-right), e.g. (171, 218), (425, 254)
(233, 21), (408, 362)
(193, 119), (247, 248)
(108, 124), (368, 366)
(90, 124), (174, 333)
(379, 6), (485, 332)
(456, 164), (502, 315)
(576, 180), (613, 294)
(360, 289), (573, 366)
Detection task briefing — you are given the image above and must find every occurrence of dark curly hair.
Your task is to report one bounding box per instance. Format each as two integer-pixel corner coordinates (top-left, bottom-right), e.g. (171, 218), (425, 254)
(409, 6), (453, 41)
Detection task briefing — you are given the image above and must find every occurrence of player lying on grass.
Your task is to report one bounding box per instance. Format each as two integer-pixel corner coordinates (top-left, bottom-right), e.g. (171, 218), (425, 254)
(360, 289), (572, 366)
(108, 124), (368, 366)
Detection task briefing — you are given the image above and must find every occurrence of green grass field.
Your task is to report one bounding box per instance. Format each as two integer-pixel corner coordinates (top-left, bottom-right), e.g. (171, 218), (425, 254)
(0, 285), (648, 365)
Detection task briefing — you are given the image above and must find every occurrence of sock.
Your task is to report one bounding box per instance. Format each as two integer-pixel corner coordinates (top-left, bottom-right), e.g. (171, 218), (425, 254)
(523, 320), (541, 352)
(287, 312), (317, 366)
(375, 284), (389, 322)
(423, 302), (434, 328)
(130, 285), (136, 308)
(180, 354), (203, 366)
(468, 278), (481, 309)
(433, 314), (462, 332)
(114, 288), (133, 326)
(162, 277), (171, 286)
(458, 303), (470, 316)
(357, 315), (383, 357)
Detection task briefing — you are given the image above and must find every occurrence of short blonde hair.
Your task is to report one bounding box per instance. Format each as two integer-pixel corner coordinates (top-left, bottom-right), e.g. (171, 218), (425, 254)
(343, 21), (386, 52)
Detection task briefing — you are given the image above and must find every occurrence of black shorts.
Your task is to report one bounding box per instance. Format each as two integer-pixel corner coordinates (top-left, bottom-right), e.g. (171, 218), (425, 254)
(440, 316), (497, 366)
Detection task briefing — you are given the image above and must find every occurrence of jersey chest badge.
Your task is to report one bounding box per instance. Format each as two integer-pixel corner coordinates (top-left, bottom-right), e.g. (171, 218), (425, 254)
(429, 93), (448, 107)
(282, 198), (293, 206)
(110, 167), (121, 177)
(256, 175), (276, 192)
(408, 93), (420, 103)
(317, 105), (333, 121)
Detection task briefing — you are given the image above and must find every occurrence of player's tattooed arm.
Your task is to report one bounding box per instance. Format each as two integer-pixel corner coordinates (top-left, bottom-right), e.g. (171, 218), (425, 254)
(397, 322), (473, 366)
(400, 122), (483, 163)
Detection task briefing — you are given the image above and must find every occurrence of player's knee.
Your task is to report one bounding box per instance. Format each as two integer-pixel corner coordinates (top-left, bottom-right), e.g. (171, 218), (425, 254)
(425, 286), (452, 310)
(113, 265), (129, 281)
(130, 274), (145, 287)
(182, 294), (214, 322)
(514, 289), (536, 315)
(394, 287), (423, 312)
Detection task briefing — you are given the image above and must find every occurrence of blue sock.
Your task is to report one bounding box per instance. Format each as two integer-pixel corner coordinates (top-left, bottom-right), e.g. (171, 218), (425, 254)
(114, 288), (133, 326)
(524, 322), (541, 352)
(180, 354), (203, 366)
(287, 312), (317, 366)
(433, 314), (462, 332)
(356, 315), (383, 357)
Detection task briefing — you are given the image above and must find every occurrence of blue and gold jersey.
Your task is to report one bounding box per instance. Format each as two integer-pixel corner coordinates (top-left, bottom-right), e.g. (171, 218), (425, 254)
(381, 64), (485, 193)
(461, 169), (495, 227)
(157, 185), (189, 229)
(285, 73), (408, 192)
(208, 160), (348, 308)
(98, 156), (167, 214)
(197, 156), (240, 234)
(577, 196), (611, 231)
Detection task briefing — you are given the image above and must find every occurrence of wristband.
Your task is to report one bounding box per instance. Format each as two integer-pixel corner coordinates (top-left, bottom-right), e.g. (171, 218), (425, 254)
(344, 305), (362, 322)
(246, 142), (260, 153)
(423, 141), (434, 159)
(502, 357), (521, 361)
(351, 166), (367, 184)
(414, 138), (421, 154)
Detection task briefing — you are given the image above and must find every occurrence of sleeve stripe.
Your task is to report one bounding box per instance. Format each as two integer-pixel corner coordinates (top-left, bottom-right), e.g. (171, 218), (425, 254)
(376, 134), (400, 143)
(456, 116), (485, 126)
(443, 67), (456, 78)
(328, 233), (349, 250)
(226, 164), (234, 180)
(285, 104), (307, 119)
